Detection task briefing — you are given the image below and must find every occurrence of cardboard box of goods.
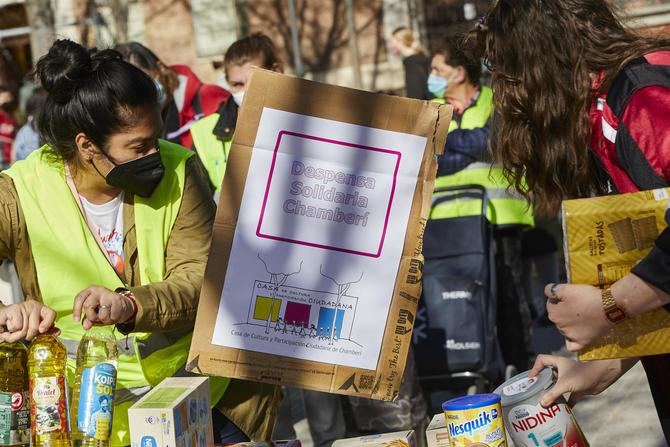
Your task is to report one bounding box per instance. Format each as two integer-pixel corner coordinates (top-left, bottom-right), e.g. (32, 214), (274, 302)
(425, 413), (450, 447)
(186, 69), (451, 399)
(332, 430), (416, 446)
(128, 377), (213, 447)
(561, 188), (670, 360)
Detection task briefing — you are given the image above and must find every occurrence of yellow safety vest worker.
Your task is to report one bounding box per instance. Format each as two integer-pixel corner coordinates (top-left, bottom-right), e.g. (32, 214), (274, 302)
(431, 87), (534, 227)
(6, 141), (229, 446)
(191, 113), (232, 192)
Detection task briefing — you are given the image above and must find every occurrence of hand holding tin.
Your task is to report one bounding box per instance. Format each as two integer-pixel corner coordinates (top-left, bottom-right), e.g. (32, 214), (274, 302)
(529, 355), (637, 407)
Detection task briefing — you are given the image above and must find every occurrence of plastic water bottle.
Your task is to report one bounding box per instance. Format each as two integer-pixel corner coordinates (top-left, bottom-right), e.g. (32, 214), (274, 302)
(69, 326), (118, 447)
(28, 334), (69, 447)
(0, 341), (29, 446)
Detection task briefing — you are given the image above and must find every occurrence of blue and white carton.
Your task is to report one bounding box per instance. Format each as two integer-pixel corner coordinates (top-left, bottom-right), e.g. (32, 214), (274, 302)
(129, 377), (213, 447)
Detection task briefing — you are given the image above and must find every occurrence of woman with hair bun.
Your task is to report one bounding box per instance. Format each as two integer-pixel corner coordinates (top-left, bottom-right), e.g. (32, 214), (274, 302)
(0, 39), (277, 445)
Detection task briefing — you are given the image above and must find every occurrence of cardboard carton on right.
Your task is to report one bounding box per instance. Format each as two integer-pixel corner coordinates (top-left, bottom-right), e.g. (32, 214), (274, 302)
(561, 188), (670, 360)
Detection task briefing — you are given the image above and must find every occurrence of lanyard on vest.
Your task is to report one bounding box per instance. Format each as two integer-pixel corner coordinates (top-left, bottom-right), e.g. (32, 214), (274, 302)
(166, 113), (204, 140)
(63, 163), (127, 284)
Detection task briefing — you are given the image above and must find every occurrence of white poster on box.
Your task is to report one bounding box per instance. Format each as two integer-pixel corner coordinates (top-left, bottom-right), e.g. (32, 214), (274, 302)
(211, 107), (426, 370)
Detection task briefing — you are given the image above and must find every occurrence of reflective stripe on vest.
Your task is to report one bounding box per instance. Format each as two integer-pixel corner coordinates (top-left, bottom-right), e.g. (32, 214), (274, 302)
(191, 113), (231, 192)
(432, 87), (534, 226)
(6, 142), (228, 446)
(432, 163), (534, 226)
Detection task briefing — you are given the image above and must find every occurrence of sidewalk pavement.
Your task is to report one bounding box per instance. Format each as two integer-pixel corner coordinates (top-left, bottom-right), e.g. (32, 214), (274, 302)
(572, 360), (667, 446)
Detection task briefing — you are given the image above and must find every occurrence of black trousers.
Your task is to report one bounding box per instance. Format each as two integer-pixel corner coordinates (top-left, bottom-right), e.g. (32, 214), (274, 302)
(642, 355), (670, 443)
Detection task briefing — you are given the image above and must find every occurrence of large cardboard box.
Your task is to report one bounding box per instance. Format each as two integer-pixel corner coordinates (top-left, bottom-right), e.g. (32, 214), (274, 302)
(187, 69), (451, 400)
(561, 188), (670, 360)
(128, 377), (213, 447)
(332, 431), (416, 446)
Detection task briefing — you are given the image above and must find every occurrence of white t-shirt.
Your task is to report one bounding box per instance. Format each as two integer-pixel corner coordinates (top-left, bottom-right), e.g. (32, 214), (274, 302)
(80, 192), (125, 276)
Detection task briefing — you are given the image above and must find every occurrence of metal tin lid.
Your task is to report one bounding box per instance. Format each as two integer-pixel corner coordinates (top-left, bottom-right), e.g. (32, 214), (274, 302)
(494, 368), (554, 407)
(442, 393), (501, 411)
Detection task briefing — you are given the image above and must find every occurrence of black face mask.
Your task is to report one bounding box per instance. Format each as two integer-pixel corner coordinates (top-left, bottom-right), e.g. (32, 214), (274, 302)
(104, 151), (165, 198)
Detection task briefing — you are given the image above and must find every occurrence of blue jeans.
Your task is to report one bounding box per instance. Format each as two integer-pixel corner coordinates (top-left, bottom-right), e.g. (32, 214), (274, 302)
(212, 408), (250, 444)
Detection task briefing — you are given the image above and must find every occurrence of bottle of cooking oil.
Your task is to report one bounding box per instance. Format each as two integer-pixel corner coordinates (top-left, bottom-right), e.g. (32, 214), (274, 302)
(0, 341), (29, 446)
(70, 326), (118, 447)
(28, 334), (69, 447)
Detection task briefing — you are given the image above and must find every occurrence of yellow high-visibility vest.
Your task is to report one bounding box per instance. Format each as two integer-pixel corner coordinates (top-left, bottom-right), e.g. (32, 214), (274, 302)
(7, 141), (229, 446)
(432, 87), (534, 227)
(191, 113), (232, 192)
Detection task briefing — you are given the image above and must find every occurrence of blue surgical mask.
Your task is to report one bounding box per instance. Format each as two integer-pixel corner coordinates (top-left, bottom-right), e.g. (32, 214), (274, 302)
(427, 74), (448, 98)
(154, 79), (166, 104)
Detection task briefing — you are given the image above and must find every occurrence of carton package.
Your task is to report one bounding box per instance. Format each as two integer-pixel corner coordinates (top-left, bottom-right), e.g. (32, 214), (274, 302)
(332, 430), (416, 446)
(230, 443), (302, 447)
(425, 413), (450, 447)
(426, 413), (450, 447)
(187, 69), (451, 399)
(128, 377), (213, 447)
(561, 188), (670, 360)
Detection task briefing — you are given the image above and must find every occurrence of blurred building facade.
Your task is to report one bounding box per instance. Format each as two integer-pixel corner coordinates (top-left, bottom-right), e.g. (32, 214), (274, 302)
(1, 0), (670, 91)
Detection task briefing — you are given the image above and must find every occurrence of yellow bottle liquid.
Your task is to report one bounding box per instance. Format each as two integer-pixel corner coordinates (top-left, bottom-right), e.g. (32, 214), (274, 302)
(0, 342), (29, 446)
(28, 335), (69, 447)
(70, 326), (118, 447)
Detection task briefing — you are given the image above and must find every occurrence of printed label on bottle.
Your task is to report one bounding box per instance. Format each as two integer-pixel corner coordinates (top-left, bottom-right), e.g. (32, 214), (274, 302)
(77, 363), (116, 440)
(30, 376), (67, 435)
(0, 390), (29, 444)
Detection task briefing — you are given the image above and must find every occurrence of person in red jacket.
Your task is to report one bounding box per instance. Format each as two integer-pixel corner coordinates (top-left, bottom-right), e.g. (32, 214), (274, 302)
(0, 85), (17, 167)
(475, 0), (670, 441)
(115, 42), (229, 149)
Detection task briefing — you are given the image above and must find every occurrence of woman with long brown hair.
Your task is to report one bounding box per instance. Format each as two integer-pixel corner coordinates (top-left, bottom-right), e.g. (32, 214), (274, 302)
(476, 0), (670, 440)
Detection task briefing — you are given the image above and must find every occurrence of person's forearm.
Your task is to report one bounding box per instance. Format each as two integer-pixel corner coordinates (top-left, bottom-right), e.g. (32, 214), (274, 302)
(611, 273), (670, 317)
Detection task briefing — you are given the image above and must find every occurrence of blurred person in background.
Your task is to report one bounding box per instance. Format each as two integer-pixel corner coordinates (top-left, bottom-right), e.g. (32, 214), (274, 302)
(115, 42), (229, 150)
(476, 0), (670, 441)
(428, 40), (535, 373)
(190, 33), (282, 196)
(390, 27), (430, 100)
(13, 87), (47, 162)
(0, 84), (17, 168)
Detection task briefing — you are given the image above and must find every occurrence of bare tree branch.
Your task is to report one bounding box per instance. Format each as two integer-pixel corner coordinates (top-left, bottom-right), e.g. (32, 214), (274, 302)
(258, 253), (303, 277)
(319, 265), (363, 287)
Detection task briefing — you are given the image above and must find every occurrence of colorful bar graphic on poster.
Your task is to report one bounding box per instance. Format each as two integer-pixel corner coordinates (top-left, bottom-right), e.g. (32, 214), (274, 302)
(211, 108), (426, 370)
(245, 281), (358, 342)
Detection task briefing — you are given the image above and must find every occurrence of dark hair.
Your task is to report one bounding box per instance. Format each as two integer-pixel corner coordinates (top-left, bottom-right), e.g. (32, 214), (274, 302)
(99, 395), (110, 404)
(475, 0), (670, 214)
(24, 88), (47, 125)
(35, 39), (159, 162)
(433, 39), (481, 84)
(114, 42), (160, 71)
(114, 41), (179, 100)
(224, 33), (282, 75)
